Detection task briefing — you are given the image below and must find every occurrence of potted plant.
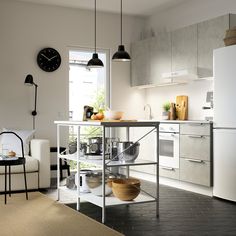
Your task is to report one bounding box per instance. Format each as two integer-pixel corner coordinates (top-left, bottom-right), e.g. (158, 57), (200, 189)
(162, 102), (171, 120)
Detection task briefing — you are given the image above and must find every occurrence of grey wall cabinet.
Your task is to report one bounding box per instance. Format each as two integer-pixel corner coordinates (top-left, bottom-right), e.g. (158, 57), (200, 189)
(179, 123), (212, 187)
(150, 32), (172, 85)
(171, 25), (197, 72)
(131, 32), (171, 87)
(197, 14), (236, 78)
(131, 39), (151, 87)
(131, 14), (236, 87)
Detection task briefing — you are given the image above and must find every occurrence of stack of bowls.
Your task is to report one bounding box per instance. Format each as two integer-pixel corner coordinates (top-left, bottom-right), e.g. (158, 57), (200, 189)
(85, 171), (115, 196)
(224, 27), (236, 46)
(111, 178), (141, 201)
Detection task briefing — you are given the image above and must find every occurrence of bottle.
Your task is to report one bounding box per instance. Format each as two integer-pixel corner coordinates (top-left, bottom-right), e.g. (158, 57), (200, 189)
(169, 103), (176, 120)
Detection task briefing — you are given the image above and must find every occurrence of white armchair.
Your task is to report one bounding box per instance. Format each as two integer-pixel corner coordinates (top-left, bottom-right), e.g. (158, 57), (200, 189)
(0, 139), (50, 191)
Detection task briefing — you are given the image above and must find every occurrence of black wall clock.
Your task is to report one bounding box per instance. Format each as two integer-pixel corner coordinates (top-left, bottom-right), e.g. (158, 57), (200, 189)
(37, 47), (61, 72)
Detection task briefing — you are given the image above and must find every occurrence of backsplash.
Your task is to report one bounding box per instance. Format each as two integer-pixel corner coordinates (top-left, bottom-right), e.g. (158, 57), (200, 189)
(145, 79), (213, 120)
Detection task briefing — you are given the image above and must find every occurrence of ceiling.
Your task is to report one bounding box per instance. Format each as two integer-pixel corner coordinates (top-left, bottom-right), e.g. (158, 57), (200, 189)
(15, 0), (187, 16)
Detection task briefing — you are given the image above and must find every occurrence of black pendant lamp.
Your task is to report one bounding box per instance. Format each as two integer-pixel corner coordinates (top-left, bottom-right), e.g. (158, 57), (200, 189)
(87, 0), (104, 68)
(112, 0), (131, 61)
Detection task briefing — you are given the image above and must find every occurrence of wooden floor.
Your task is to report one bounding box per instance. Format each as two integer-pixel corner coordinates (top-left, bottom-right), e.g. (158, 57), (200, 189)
(44, 179), (236, 236)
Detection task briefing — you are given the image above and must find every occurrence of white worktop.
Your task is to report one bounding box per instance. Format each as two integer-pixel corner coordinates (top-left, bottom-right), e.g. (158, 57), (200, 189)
(158, 120), (212, 124)
(54, 120), (212, 125)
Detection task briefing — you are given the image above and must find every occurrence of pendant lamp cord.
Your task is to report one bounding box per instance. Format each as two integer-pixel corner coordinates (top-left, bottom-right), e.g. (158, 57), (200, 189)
(121, 0), (123, 45)
(95, 0), (97, 53)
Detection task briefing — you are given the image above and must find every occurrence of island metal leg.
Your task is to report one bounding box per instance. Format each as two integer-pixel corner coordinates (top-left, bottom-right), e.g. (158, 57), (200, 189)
(156, 125), (159, 217)
(77, 125), (81, 211)
(102, 126), (106, 223)
(126, 127), (130, 178)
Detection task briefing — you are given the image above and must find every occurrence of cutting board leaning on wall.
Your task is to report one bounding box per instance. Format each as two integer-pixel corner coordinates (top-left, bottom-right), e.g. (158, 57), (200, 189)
(176, 95), (188, 120)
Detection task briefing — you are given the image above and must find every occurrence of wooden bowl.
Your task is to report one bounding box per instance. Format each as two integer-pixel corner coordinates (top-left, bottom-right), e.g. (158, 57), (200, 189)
(111, 178), (141, 201)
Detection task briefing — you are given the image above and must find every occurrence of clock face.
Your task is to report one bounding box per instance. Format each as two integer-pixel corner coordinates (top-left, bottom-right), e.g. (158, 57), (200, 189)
(37, 48), (61, 72)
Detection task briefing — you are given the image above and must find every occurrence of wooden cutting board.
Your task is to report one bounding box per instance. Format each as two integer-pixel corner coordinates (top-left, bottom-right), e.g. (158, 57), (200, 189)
(176, 96), (188, 120)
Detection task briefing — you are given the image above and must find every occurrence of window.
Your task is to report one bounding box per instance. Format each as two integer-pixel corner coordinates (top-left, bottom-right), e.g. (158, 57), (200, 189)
(68, 48), (110, 169)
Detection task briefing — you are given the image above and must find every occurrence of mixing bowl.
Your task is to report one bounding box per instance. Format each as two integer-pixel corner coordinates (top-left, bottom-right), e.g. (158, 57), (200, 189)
(117, 141), (140, 162)
(104, 110), (123, 120)
(111, 178), (141, 201)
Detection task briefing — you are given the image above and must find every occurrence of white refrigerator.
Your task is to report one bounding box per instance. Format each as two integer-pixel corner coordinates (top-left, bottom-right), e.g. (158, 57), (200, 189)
(213, 45), (236, 202)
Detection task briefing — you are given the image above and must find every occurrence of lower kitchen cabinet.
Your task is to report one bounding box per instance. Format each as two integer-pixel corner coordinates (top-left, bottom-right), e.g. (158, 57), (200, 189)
(179, 123), (213, 187)
(159, 166), (179, 180)
(180, 123), (210, 135)
(180, 135), (210, 161)
(180, 158), (211, 186)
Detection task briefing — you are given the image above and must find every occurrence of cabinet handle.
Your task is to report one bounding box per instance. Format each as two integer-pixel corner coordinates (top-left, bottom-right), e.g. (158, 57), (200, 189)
(161, 166), (174, 171)
(188, 135), (204, 138)
(188, 123), (204, 126)
(185, 158), (204, 163)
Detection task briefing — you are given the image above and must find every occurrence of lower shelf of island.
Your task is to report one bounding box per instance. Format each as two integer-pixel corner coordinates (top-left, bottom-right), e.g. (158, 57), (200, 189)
(58, 186), (156, 207)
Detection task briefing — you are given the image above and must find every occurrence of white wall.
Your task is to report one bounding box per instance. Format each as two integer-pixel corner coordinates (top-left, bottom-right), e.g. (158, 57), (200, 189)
(142, 0), (236, 120)
(0, 0), (145, 145)
(145, 80), (213, 120)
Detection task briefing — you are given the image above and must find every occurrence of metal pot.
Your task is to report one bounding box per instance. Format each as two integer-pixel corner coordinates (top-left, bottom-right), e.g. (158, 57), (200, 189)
(117, 141), (140, 162)
(69, 141), (87, 155)
(88, 137), (102, 154)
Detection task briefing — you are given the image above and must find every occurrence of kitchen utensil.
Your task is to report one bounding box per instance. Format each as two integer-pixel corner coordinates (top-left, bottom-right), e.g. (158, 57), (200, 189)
(176, 95), (188, 120)
(104, 110), (124, 120)
(66, 173), (76, 190)
(111, 178), (141, 201)
(75, 169), (92, 193)
(69, 141), (87, 155)
(83, 105), (94, 121)
(169, 103), (176, 120)
(85, 171), (117, 196)
(117, 141), (140, 162)
(88, 137), (102, 154)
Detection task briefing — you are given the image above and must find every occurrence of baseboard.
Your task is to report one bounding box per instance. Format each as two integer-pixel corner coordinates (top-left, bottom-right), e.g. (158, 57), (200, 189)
(130, 170), (213, 197)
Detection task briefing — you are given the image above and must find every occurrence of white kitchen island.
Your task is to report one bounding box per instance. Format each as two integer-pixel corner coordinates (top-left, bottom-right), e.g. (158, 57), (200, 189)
(54, 120), (160, 223)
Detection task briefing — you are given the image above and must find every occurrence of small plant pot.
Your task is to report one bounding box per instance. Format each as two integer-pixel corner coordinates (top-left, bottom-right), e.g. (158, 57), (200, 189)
(162, 111), (169, 120)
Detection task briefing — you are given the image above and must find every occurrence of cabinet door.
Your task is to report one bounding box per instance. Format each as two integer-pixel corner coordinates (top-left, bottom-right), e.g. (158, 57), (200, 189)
(197, 15), (228, 78)
(180, 135), (210, 161)
(180, 158), (211, 186)
(131, 39), (151, 87)
(159, 166), (179, 180)
(180, 123), (210, 136)
(150, 32), (171, 85)
(172, 25), (197, 72)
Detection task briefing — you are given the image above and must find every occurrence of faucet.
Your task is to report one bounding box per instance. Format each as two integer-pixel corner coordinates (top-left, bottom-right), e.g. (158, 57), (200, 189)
(144, 104), (152, 120)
